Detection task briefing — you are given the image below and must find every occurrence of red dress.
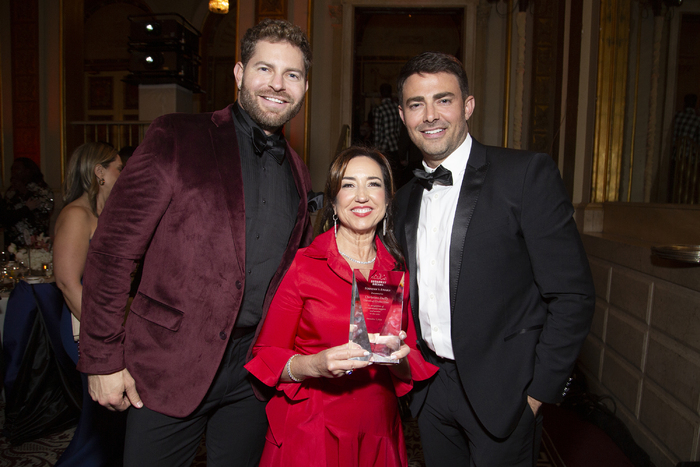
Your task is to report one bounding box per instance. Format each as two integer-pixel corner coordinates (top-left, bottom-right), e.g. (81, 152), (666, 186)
(245, 230), (437, 467)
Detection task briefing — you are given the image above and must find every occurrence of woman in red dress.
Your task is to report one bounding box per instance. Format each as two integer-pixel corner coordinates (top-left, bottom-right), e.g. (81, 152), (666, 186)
(245, 147), (437, 467)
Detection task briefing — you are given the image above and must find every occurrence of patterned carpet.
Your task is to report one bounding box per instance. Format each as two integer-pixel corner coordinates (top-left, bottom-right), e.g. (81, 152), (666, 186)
(0, 426), (74, 467)
(0, 409), (563, 467)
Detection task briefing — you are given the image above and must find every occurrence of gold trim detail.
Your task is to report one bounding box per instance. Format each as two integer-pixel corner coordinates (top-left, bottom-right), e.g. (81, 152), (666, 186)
(625, 5), (642, 202)
(591, 0), (630, 202)
(303, 0), (313, 166)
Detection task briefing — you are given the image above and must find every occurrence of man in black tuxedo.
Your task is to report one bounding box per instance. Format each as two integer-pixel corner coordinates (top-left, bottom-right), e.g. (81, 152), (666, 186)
(393, 52), (595, 466)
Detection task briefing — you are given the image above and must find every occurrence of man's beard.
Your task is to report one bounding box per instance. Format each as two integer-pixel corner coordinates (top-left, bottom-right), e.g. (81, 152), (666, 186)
(238, 83), (305, 133)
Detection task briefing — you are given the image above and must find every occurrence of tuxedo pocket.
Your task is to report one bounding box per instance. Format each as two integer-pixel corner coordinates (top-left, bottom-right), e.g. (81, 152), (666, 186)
(504, 324), (543, 342)
(130, 291), (184, 331)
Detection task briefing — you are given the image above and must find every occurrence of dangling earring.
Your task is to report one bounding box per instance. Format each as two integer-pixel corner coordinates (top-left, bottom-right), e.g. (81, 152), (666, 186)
(333, 213), (338, 237)
(383, 217), (387, 236)
(98, 178), (105, 186)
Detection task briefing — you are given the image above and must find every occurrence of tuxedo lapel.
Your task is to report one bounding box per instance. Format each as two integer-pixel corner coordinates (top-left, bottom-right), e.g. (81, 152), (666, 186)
(449, 139), (489, 313)
(210, 105), (245, 277)
(404, 181), (424, 335)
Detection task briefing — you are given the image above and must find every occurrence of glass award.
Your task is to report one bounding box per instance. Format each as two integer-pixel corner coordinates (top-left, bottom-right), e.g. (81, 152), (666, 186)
(349, 269), (405, 363)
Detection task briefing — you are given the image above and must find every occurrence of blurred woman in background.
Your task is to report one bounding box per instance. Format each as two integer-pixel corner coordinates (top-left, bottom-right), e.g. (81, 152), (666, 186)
(1, 157), (53, 249)
(53, 142), (126, 467)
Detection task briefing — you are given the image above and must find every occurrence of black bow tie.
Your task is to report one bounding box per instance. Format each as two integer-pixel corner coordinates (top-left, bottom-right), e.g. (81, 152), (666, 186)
(413, 165), (453, 190)
(252, 127), (286, 164)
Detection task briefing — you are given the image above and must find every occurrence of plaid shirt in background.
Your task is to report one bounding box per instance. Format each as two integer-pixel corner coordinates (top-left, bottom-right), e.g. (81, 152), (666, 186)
(673, 108), (700, 144)
(373, 98), (401, 153)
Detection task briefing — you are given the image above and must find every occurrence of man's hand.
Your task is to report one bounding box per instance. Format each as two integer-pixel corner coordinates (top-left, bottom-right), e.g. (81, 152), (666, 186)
(527, 395), (542, 416)
(88, 369), (143, 412)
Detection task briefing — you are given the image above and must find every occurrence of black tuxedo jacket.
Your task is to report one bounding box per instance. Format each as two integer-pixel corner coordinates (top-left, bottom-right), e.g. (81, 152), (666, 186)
(394, 138), (595, 438)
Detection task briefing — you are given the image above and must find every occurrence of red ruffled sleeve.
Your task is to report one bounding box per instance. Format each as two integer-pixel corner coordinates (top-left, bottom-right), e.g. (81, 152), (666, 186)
(245, 259), (311, 402)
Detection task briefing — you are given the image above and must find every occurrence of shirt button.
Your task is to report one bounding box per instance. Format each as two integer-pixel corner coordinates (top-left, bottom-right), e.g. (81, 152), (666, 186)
(432, 227), (438, 233)
(236, 281), (242, 290)
(432, 325), (439, 333)
(433, 194), (439, 199)
(429, 293), (435, 300)
(219, 331), (227, 340)
(431, 259), (436, 266)
(256, 233), (260, 239)
(248, 269), (252, 274)
(262, 198), (267, 204)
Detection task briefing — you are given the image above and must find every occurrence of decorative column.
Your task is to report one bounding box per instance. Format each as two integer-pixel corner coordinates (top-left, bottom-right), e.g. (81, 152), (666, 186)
(138, 84), (194, 122)
(10, 0), (40, 165)
(591, 0), (630, 202)
(643, 14), (664, 202)
(472, 0), (492, 139)
(512, 11), (527, 150)
(502, 0), (513, 147)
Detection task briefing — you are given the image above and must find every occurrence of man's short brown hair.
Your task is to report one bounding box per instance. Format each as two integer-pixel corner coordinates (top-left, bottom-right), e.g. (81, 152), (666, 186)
(240, 19), (312, 77)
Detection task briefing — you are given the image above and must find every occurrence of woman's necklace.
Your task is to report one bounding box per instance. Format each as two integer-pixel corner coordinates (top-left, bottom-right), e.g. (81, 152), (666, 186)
(338, 249), (376, 264)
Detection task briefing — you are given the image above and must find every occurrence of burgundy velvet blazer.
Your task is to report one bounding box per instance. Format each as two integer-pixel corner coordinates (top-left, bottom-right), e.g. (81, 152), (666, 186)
(77, 105), (314, 418)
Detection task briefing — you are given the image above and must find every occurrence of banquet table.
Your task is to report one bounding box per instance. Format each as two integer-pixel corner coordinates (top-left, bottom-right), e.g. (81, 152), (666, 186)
(1, 278), (81, 444)
(0, 291), (9, 341)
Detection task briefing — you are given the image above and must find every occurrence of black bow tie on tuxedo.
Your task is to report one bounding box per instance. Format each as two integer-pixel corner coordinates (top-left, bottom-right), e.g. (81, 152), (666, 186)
(252, 127), (286, 164)
(413, 165), (453, 190)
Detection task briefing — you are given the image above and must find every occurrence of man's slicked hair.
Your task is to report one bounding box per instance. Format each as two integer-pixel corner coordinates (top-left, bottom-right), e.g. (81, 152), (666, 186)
(240, 19), (312, 77)
(397, 52), (470, 105)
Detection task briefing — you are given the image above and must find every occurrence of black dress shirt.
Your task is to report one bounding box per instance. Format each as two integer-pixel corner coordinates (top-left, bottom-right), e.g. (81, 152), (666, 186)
(232, 102), (300, 327)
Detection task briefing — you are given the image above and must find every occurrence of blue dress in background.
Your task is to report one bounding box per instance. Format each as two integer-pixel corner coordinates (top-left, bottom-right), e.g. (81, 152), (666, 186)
(55, 303), (127, 467)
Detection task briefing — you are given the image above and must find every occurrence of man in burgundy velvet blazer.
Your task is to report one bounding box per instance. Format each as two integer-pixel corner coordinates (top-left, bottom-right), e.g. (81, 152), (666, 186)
(77, 20), (314, 466)
(393, 52), (595, 466)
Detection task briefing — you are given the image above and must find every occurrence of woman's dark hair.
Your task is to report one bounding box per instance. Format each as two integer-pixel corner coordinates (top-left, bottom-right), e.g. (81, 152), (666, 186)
(63, 142), (118, 216)
(320, 146), (405, 268)
(11, 157), (48, 188)
(118, 145), (137, 166)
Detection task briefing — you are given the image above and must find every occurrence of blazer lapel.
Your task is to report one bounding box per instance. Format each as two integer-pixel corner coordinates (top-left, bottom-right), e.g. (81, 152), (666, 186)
(404, 181), (424, 335)
(210, 105), (246, 277)
(449, 139), (489, 313)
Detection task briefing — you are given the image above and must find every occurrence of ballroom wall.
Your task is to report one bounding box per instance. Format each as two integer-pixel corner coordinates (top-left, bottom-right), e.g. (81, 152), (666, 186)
(581, 203), (700, 466)
(2, 1), (700, 465)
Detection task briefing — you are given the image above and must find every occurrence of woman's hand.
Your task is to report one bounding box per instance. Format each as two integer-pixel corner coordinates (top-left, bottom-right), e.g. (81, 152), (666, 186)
(309, 343), (372, 378)
(372, 331), (410, 364)
(384, 331), (412, 381)
(390, 340), (411, 362)
(283, 344), (372, 382)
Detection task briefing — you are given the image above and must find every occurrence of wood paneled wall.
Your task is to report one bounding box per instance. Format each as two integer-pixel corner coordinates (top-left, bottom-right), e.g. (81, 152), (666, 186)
(10, 0), (40, 164)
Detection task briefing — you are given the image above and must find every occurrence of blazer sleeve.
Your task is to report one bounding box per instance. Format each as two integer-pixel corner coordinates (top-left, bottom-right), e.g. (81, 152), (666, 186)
(77, 117), (176, 375)
(521, 153), (595, 403)
(245, 258), (310, 402)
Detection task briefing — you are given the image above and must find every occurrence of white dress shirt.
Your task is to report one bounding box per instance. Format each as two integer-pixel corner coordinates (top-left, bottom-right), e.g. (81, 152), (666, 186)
(416, 134), (472, 359)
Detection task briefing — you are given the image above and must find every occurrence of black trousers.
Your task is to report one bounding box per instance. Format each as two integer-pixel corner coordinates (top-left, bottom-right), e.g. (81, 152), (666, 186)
(123, 330), (267, 467)
(417, 354), (543, 467)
